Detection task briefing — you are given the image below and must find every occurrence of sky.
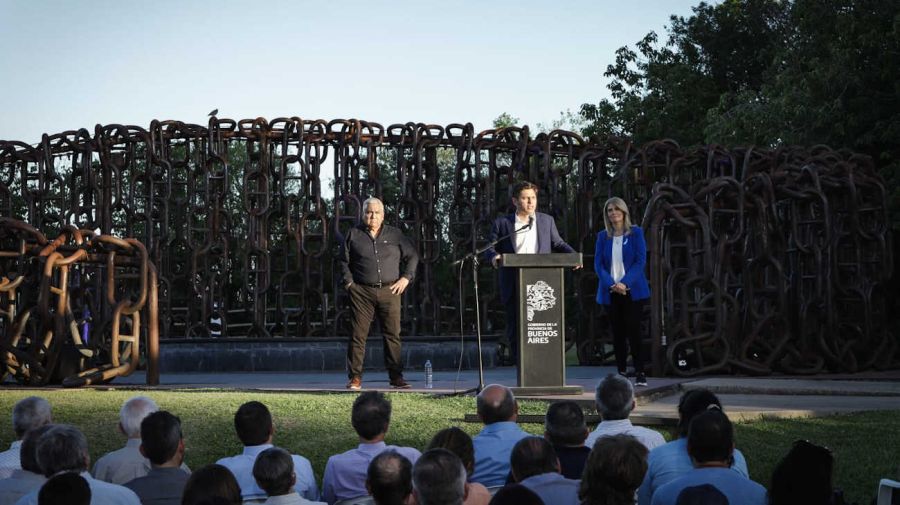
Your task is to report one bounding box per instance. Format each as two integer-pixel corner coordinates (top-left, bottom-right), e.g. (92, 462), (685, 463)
(0, 0), (704, 143)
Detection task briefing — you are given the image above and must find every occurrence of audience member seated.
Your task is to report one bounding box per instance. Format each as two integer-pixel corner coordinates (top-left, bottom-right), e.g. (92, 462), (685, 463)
(585, 374), (664, 451)
(15, 424), (140, 505)
(412, 449), (466, 505)
(543, 401), (590, 480)
(182, 464), (242, 505)
(253, 447), (326, 505)
(322, 392), (420, 504)
(37, 472), (90, 505)
(470, 385), (528, 488)
(0, 425), (52, 505)
(674, 484), (729, 505)
(769, 439), (835, 505)
(92, 396), (161, 484)
(638, 389), (749, 505)
(509, 437), (578, 505)
(427, 428), (490, 505)
(0, 397), (52, 479)
(366, 450), (412, 505)
(650, 409), (765, 505)
(486, 485), (543, 505)
(123, 411), (190, 505)
(579, 434), (648, 505)
(217, 401), (318, 503)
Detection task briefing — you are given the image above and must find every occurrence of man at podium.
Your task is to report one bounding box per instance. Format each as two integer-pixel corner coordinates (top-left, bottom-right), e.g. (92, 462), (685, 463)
(483, 181), (579, 364)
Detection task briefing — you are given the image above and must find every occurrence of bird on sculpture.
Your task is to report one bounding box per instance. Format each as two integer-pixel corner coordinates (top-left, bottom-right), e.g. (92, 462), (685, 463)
(208, 108), (218, 117)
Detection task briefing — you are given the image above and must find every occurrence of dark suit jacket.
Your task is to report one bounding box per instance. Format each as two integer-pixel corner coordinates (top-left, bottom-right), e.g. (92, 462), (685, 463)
(483, 212), (576, 304)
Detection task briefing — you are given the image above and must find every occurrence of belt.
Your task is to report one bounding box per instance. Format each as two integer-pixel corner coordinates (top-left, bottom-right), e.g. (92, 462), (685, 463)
(360, 281), (396, 288)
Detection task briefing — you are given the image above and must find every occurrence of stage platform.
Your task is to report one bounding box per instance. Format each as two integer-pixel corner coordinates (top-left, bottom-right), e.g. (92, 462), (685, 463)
(8, 365), (890, 427)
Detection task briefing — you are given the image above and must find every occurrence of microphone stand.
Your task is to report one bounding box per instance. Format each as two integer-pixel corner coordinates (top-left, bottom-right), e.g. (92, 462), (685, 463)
(449, 217), (534, 395)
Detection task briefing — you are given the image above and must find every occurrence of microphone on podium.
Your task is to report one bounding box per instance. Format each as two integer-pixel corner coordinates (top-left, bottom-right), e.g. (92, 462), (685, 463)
(527, 215), (534, 229)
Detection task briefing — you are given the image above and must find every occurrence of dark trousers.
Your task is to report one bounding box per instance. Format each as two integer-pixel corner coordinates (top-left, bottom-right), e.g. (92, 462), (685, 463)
(607, 293), (646, 374)
(347, 285), (403, 379)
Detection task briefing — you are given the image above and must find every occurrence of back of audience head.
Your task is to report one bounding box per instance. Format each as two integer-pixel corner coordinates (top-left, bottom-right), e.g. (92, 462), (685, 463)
(21, 424), (54, 475)
(234, 400), (273, 446)
(140, 410), (184, 466)
(412, 448), (467, 505)
(182, 464), (242, 505)
(253, 447), (295, 497)
(687, 408), (733, 464)
(488, 484), (544, 505)
(769, 439), (834, 505)
(13, 396), (52, 439)
(352, 391), (392, 441)
(595, 373), (634, 420)
(677, 389), (723, 437)
(510, 437), (559, 482)
(579, 434), (648, 505)
(544, 401), (588, 447)
(476, 384), (517, 425)
(675, 484), (729, 505)
(37, 424), (89, 477)
(426, 427), (475, 476)
(38, 472), (91, 505)
(367, 450), (412, 505)
(120, 395), (159, 438)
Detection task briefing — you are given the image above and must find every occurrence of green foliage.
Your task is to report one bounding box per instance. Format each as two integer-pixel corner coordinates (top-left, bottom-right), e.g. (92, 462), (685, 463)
(492, 113), (520, 129)
(580, 0), (900, 227)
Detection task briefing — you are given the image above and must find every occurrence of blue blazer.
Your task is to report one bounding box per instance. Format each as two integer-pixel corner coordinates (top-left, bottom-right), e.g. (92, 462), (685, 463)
(594, 225), (651, 305)
(484, 212), (576, 304)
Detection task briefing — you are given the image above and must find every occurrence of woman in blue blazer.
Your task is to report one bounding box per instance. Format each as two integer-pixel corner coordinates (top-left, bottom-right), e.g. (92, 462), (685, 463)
(594, 197), (651, 386)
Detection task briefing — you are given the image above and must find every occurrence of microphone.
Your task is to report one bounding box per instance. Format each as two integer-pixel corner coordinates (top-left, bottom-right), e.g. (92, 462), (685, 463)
(527, 216), (534, 229)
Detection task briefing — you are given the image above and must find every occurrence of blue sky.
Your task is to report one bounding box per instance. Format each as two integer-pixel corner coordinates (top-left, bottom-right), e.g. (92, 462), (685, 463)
(0, 0), (703, 143)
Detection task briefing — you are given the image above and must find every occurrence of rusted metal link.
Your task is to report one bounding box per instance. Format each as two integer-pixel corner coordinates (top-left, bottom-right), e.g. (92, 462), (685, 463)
(0, 219), (159, 386)
(0, 119), (894, 378)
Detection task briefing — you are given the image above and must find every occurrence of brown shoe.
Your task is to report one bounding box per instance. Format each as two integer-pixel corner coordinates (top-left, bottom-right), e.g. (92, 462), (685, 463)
(390, 377), (412, 389)
(346, 377), (362, 390)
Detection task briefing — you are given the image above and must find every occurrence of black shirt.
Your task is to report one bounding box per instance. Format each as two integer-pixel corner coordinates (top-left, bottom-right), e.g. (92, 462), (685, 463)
(340, 224), (419, 286)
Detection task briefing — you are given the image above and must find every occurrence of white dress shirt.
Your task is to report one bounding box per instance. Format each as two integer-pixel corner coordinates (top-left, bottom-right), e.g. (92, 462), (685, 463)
(611, 235), (625, 283)
(14, 471), (140, 505)
(513, 215), (537, 254)
(0, 469), (45, 505)
(585, 418), (666, 452)
(0, 441), (22, 480)
(217, 444), (318, 502)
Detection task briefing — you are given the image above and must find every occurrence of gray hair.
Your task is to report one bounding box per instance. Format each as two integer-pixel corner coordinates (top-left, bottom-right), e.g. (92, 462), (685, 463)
(37, 424), (89, 476)
(412, 449), (467, 505)
(595, 373), (634, 420)
(602, 197), (633, 235)
(12, 396), (52, 438)
(120, 396), (159, 438)
(362, 197), (384, 211)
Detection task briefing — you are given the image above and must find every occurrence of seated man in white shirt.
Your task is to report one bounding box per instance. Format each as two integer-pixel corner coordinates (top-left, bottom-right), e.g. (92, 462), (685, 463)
(585, 373), (665, 451)
(0, 397), (52, 480)
(92, 396), (160, 484)
(14, 424), (140, 505)
(0, 425), (52, 505)
(216, 401), (318, 503)
(322, 392), (421, 504)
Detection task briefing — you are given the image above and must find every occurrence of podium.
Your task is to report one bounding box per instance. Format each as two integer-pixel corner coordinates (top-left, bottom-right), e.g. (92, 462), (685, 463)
(501, 253), (583, 395)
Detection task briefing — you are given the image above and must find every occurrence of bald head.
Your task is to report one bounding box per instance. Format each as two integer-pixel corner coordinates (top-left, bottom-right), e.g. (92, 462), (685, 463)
(476, 384), (517, 425)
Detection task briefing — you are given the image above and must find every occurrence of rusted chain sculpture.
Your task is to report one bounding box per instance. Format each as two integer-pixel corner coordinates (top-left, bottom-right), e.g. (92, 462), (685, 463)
(0, 118), (894, 379)
(0, 218), (159, 386)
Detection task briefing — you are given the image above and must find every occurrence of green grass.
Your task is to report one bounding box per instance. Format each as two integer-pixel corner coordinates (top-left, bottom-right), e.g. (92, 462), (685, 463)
(0, 389), (896, 504)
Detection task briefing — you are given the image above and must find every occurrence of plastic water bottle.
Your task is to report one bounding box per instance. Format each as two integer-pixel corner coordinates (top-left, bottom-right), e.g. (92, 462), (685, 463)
(424, 360), (433, 389)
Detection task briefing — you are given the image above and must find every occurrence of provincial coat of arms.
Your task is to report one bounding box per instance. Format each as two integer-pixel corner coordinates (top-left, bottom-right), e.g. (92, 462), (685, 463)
(525, 281), (556, 321)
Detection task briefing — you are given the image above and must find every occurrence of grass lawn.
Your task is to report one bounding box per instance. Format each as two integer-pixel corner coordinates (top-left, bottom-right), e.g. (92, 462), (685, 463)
(0, 389), (896, 504)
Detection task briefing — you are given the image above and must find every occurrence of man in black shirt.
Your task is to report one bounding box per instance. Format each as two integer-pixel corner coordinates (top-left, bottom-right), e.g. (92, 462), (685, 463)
(340, 197), (419, 390)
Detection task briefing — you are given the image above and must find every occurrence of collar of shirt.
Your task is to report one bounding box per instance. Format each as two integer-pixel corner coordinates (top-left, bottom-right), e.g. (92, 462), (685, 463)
(355, 441), (387, 453)
(125, 438), (142, 449)
(479, 421), (521, 435)
(597, 419), (634, 430)
(8, 440), (22, 450)
(521, 472), (571, 486)
(242, 443), (275, 457)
